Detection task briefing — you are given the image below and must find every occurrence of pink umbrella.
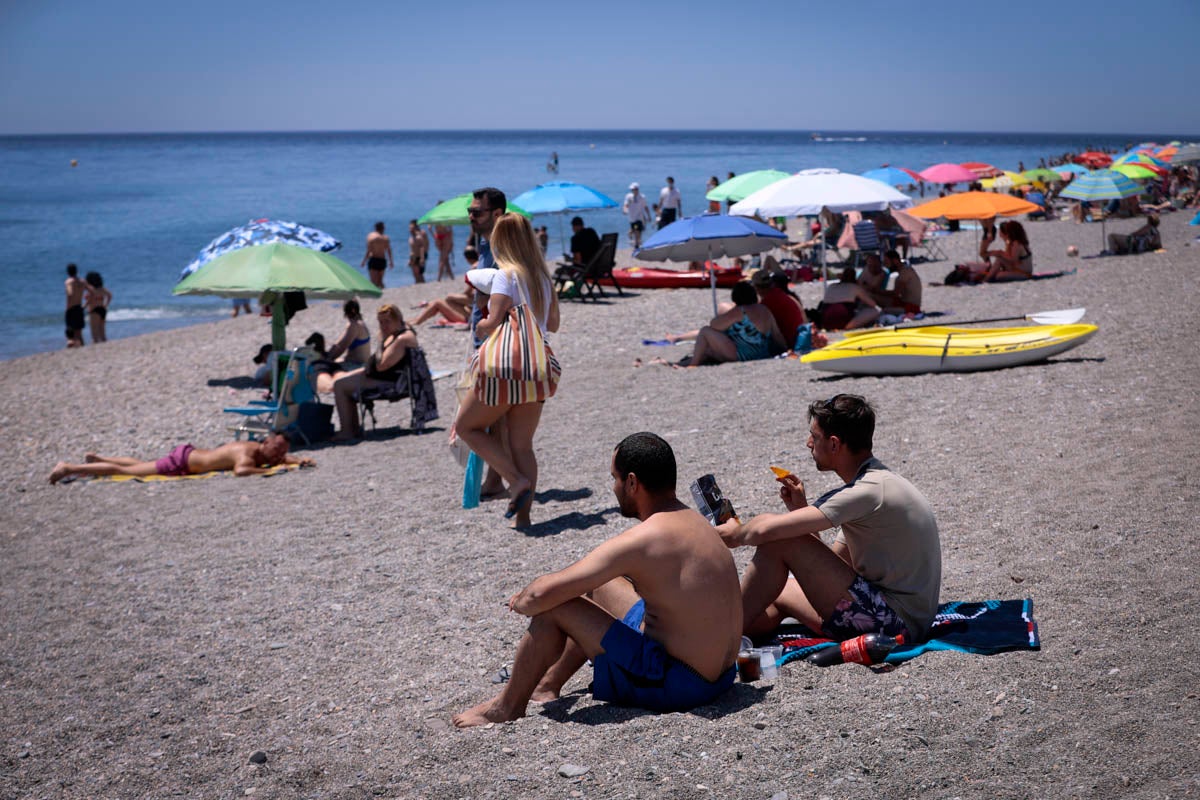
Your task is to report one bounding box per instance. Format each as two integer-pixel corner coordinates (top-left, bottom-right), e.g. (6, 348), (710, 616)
(919, 163), (980, 184)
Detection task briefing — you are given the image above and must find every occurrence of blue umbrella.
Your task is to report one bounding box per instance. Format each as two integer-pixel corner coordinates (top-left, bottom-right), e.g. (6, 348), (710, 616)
(182, 218), (341, 279)
(634, 213), (787, 315)
(1055, 164), (1090, 176)
(861, 167), (919, 187)
(1060, 170), (1142, 250)
(512, 181), (619, 252)
(512, 181), (618, 214)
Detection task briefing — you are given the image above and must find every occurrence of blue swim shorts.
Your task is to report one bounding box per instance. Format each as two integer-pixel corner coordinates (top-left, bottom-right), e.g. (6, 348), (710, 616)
(592, 600), (736, 713)
(822, 575), (910, 641)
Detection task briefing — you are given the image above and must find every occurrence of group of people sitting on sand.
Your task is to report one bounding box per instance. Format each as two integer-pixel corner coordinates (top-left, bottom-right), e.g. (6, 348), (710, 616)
(453, 394), (942, 726)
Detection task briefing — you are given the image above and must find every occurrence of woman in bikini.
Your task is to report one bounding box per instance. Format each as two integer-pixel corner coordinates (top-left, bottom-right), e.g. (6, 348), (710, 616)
(312, 300), (373, 393)
(977, 221), (1033, 282)
(330, 304), (417, 440)
(432, 222), (455, 281)
(84, 271), (112, 344)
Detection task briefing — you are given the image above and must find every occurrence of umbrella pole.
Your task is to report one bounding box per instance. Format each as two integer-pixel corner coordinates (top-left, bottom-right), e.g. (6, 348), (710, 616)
(271, 295), (287, 352)
(709, 244), (718, 318)
(557, 216), (566, 259)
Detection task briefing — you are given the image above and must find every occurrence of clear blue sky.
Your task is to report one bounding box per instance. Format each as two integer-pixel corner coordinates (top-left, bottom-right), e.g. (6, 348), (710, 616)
(3, 0), (1197, 136)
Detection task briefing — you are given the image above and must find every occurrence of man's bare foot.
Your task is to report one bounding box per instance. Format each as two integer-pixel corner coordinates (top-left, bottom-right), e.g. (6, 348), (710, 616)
(530, 686), (560, 704)
(452, 697), (524, 728)
(49, 463), (71, 484)
(84, 453), (101, 463)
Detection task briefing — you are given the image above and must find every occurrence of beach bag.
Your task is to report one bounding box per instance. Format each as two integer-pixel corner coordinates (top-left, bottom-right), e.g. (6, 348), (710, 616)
(473, 278), (560, 405)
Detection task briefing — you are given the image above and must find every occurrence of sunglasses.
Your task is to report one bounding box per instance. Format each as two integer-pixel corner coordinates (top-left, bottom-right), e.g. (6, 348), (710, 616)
(466, 207), (494, 218)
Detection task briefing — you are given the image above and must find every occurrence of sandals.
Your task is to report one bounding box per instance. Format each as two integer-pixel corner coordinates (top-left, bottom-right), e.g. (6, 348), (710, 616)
(504, 488), (533, 519)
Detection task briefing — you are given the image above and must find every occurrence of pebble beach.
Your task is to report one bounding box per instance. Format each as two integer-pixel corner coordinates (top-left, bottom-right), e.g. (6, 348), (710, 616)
(3, 210), (1199, 798)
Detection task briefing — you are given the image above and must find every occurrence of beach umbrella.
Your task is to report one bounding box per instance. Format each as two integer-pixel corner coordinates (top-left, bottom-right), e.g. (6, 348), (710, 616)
(1114, 152), (1168, 169)
(1021, 168), (1064, 183)
(512, 180), (619, 252)
(705, 170), (791, 203)
(730, 169), (913, 217)
(1055, 163), (1091, 176)
(181, 218), (342, 279)
(981, 171), (1032, 191)
(961, 162), (1003, 179)
(918, 163), (980, 185)
(1074, 151), (1112, 168)
(634, 213), (786, 316)
(1171, 144), (1200, 164)
(907, 192), (1040, 220)
(174, 242), (381, 351)
(1059, 170), (1143, 250)
(1154, 145), (1177, 161)
(417, 193), (530, 226)
(1112, 163), (1164, 180)
(861, 166), (920, 187)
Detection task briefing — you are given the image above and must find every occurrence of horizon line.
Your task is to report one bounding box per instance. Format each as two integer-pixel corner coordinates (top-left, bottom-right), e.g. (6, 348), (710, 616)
(1, 127), (1196, 140)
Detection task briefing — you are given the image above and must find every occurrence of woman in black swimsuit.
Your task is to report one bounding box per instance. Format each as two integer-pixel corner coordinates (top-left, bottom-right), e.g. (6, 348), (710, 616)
(330, 304), (418, 441)
(84, 272), (112, 344)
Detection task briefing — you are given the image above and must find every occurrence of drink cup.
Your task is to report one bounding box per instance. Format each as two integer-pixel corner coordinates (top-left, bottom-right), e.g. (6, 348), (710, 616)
(737, 650), (762, 682)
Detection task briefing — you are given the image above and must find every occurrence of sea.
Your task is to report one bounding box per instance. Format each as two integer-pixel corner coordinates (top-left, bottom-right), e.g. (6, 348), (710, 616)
(0, 129), (1183, 360)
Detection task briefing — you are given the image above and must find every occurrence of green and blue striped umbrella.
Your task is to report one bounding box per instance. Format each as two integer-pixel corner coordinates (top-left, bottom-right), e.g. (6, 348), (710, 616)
(1060, 170), (1142, 252)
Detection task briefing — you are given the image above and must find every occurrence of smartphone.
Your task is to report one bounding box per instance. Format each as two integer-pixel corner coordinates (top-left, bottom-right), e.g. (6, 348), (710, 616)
(690, 474), (738, 525)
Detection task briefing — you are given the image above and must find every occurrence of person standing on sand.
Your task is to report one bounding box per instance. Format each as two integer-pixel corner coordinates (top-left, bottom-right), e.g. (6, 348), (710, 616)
(453, 433), (742, 728)
(717, 394), (941, 643)
(362, 222), (393, 289)
(84, 271), (112, 344)
(408, 220), (429, 284)
(49, 432), (312, 483)
(431, 218), (455, 281)
(63, 263), (87, 348)
(658, 176), (682, 229)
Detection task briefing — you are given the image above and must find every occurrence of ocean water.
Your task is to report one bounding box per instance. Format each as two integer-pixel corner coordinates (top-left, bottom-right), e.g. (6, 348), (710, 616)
(0, 129), (1175, 360)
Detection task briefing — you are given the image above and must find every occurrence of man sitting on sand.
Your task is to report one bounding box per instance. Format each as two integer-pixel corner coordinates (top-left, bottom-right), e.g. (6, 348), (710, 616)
(453, 432), (742, 728)
(50, 432), (312, 483)
(717, 395), (942, 643)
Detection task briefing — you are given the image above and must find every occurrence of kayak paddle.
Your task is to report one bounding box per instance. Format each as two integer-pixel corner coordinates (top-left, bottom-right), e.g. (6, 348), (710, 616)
(843, 307), (1086, 336)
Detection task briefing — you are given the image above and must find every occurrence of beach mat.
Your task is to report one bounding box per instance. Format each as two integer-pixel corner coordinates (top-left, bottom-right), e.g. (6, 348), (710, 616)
(932, 269), (1076, 286)
(771, 598), (1040, 667)
(80, 463), (301, 483)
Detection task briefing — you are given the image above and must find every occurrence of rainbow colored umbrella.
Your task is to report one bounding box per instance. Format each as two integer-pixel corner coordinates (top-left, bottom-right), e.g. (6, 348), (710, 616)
(1112, 164), (1161, 181)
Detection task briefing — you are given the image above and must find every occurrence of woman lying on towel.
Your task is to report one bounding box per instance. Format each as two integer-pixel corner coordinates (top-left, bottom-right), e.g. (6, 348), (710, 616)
(654, 281), (787, 367)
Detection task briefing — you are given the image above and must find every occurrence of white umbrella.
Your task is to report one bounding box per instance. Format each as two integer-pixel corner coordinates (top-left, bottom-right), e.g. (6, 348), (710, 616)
(729, 169), (913, 217)
(730, 169), (912, 277)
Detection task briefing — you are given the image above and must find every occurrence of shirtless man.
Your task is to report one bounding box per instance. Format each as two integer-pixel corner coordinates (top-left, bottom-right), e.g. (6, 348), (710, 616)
(881, 249), (922, 315)
(407, 220), (429, 284)
(49, 432), (312, 484)
(856, 254), (889, 306)
(64, 263), (87, 348)
(362, 222), (393, 289)
(453, 432), (742, 728)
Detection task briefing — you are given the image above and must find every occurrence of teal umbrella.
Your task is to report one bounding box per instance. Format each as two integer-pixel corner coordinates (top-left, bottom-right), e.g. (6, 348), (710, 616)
(174, 242), (381, 351)
(1060, 170), (1142, 251)
(417, 193), (530, 225)
(705, 170), (791, 203)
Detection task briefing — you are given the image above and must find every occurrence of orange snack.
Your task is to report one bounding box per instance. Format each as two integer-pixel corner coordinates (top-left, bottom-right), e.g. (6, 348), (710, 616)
(769, 466), (792, 479)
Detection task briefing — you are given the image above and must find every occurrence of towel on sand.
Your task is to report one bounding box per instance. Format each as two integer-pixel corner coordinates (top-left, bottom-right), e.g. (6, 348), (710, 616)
(772, 598), (1040, 667)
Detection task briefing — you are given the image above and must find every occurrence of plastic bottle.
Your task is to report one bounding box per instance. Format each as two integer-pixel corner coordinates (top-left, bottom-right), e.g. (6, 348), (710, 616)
(794, 323), (813, 355)
(804, 633), (902, 667)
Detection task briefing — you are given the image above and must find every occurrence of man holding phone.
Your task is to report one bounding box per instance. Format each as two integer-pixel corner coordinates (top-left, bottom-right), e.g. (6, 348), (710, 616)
(717, 394), (942, 643)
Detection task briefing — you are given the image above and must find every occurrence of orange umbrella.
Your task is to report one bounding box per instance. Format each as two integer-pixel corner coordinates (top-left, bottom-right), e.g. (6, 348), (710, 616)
(907, 191), (1041, 220)
(1154, 146), (1177, 161)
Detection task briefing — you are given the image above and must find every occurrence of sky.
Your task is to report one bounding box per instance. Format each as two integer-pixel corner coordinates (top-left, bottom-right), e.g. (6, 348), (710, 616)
(2, 0), (1198, 136)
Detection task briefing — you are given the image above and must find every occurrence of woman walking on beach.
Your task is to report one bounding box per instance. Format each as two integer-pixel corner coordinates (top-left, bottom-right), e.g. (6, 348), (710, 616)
(454, 213), (560, 528)
(84, 272), (111, 344)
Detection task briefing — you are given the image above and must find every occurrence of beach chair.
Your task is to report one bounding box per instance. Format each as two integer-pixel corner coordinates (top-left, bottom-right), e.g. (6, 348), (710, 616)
(554, 233), (621, 301)
(224, 346), (319, 444)
(356, 346), (440, 433)
(850, 220), (883, 267)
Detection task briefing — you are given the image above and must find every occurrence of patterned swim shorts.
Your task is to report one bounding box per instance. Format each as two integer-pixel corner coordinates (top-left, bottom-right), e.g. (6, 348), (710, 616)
(822, 575), (909, 641)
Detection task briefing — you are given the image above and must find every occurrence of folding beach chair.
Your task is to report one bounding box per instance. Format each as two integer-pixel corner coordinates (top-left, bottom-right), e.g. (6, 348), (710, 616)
(356, 346), (440, 433)
(851, 220), (883, 267)
(224, 346), (319, 444)
(554, 233), (620, 301)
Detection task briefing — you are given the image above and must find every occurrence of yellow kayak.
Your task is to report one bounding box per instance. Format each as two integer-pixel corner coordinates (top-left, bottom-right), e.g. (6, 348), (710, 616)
(801, 323), (1098, 375)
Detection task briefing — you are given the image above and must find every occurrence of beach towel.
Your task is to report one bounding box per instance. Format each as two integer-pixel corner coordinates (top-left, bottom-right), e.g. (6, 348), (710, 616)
(770, 598), (1040, 667)
(78, 463), (301, 483)
(933, 268), (1076, 286)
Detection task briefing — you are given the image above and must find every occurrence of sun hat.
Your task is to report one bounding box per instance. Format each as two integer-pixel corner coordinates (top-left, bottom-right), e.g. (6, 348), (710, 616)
(629, 182), (639, 190)
(465, 267), (500, 293)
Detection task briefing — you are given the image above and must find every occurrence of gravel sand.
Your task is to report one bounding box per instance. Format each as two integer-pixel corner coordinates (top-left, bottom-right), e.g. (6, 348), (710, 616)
(3, 211), (1198, 799)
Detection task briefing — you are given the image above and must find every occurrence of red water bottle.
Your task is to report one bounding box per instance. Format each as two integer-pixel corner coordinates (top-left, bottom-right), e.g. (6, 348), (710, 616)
(805, 633), (903, 667)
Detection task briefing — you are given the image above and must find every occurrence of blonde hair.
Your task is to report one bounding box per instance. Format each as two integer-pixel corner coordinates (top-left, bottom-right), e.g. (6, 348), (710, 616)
(489, 213), (552, 322)
(377, 303), (405, 329)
